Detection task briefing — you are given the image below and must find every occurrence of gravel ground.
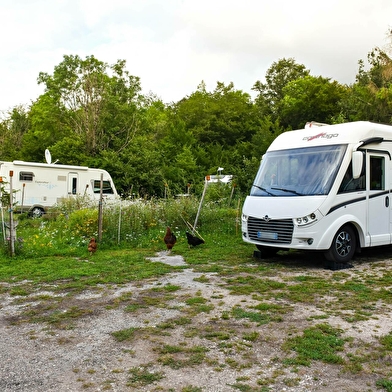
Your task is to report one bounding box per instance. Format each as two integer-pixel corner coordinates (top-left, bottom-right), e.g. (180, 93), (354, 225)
(1, 250), (392, 391)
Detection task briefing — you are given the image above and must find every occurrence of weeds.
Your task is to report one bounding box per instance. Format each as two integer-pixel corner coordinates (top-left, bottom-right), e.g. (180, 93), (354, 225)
(283, 323), (347, 366)
(127, 365), (164, 387)
(111, 327), (139, 342)
(156, 344), (209, 369)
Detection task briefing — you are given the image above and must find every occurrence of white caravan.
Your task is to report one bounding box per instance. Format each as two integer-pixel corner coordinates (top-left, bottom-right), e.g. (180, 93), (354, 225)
(241, 121), (392, 264)
(0, 160), (119, 217)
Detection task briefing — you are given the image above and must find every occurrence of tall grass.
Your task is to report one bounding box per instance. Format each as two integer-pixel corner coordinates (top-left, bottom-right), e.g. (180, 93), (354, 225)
(0, 191), (243, 258)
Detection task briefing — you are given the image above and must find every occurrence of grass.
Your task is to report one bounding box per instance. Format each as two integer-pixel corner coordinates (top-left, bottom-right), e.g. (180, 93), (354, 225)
(156, 344), (209, 369)
(0, 249), (178, 287)
(231, 306), (272, 325)
(3, 199), (392, 390)
(111, 327), (139, 342)
(283, 323), (347, 366)
(127, 366), (164, 387)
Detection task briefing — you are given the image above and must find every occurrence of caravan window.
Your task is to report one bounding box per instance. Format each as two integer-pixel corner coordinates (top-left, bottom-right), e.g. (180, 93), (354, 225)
(92, 180), (114, 194)
(19, 171), (34, 181)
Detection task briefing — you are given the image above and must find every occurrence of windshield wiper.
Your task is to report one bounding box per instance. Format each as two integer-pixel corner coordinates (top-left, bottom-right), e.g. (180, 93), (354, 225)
(252, 184), (276, 196)
(271, 187), (304, 196)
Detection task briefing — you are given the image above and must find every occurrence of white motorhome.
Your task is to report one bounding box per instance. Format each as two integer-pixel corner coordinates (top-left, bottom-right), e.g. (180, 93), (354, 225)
(0, 160), (119, 217)
(242, 121), (392, 264)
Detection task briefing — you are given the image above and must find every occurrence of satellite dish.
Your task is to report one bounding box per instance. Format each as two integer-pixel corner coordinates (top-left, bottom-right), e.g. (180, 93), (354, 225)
(45, 149), (52, 164)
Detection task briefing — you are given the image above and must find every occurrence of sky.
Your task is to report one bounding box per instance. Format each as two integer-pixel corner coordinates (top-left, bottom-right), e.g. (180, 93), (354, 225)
(1, 0), (391, 112)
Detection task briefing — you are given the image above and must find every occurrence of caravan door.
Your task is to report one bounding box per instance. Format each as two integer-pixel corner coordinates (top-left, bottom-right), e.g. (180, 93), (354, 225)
(367, 152), (391, 246)
(68, 172), (78, 195)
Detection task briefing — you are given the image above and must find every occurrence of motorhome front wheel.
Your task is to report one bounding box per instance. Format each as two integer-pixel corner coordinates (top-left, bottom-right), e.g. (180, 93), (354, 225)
(325, 225), (356, 263)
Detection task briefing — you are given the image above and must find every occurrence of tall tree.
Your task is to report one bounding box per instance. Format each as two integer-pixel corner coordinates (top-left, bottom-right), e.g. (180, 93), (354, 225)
(280, 75), (347, 129)
(175, 81), (258, 146)
(0, 106), (30, 160)
(36, 55), (142, 156)
(252, 58), (310, 120)
(344, 30), (392, 123)
(21, 94), (68, 162)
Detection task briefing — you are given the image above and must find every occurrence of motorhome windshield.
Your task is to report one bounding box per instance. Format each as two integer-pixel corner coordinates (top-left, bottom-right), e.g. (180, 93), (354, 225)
(251, 144), (347, 197)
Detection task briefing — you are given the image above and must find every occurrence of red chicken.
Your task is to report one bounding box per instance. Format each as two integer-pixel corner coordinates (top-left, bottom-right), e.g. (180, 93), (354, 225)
(88, 237), (97, 255)
(164, 226), (177, 253)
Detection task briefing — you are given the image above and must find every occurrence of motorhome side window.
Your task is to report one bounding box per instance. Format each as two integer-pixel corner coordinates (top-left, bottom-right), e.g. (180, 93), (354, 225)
(19, 171), (34, 181)
(338, 162), (365, 193)
(92, 180), (114, 194)
(370, 156), (384, 190)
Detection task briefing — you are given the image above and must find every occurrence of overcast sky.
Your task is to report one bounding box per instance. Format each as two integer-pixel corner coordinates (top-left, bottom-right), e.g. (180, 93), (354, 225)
(1, 0), (391, 112)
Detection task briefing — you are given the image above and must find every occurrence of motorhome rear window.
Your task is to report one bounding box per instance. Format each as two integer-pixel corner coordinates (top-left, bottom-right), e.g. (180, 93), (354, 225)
(92, 180), (114, 194)
(19, 171), (34, 181)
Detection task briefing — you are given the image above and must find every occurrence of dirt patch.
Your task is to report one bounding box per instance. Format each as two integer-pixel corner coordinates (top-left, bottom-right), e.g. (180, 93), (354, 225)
(1, 249), (392, 391)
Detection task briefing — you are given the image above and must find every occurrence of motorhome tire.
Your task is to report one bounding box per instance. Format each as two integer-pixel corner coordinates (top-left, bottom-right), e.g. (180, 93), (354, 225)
(29, 207), (44, 218)
(325, 225), (356, 263)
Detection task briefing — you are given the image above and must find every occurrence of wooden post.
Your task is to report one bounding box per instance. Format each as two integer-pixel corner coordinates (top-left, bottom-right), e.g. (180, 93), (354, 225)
(236, 198), (241, 236)
(98, 173), (103, 242)
(228, 183), (236, 206)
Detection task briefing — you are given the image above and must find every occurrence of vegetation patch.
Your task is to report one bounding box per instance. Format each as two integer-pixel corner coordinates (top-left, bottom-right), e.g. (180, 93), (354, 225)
(283, 323), (347, 366)
(224, 276), (286, 296)
(232, 306), (272, 325)
(111, 327), (139, 342)
(156, 344), (209, 369)
(127, 365), (165, 387)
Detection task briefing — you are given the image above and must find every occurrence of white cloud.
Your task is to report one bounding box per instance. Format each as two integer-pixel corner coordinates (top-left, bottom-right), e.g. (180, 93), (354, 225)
(0, 0), (391, 112)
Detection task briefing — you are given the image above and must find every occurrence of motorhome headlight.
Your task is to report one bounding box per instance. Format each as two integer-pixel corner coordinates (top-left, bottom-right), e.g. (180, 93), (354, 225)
(242, 214), (248, 222)
(295, 212), (317, 227)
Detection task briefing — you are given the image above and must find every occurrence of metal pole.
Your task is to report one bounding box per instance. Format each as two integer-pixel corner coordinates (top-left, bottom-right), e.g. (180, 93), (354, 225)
(117, 199), (122, 245)
(0, 178), (5, 242)
(9, 171), (15, 256)
(98, 173), (103, 242)
(21, 183), (25, 212)
(193, 177), (208, 230)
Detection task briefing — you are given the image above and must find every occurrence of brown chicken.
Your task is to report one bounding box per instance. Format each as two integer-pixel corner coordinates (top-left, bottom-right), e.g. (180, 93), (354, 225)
(164, 226), (176, 253)
(88, 237), (97, 255)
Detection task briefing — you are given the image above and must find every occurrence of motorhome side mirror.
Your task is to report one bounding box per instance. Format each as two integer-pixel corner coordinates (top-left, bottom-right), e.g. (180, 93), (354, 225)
(352, 151), (363, 179)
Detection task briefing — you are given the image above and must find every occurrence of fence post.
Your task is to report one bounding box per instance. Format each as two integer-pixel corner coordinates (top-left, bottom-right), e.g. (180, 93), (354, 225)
(98, 173), (103, 242)
(9, 171), (15, 256)
(193, 177), (208, 231)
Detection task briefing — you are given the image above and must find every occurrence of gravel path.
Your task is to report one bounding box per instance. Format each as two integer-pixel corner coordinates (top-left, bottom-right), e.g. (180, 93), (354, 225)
(1, 250), (392, 391)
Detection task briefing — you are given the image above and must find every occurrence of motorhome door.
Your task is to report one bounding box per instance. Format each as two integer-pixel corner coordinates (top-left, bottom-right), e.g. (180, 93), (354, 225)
(367, 152), (391, 246)
(68, 172), (78, 195)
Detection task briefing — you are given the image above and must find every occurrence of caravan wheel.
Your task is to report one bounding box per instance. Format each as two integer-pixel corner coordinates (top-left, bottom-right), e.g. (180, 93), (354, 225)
(29, 207), (44, 218)
(324, 225), (356, 263)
